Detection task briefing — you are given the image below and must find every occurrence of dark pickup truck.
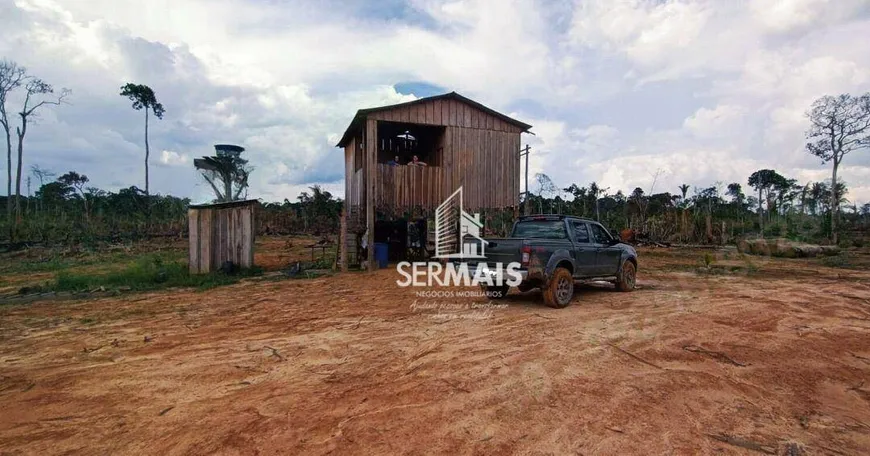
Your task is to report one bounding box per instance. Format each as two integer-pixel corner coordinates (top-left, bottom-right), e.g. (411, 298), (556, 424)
(465, 215), (638, 308)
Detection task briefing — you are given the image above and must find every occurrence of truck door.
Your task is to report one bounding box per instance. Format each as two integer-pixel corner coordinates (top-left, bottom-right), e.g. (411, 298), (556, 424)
(569, 220), (596, 277)
(589, 222), (622, 276)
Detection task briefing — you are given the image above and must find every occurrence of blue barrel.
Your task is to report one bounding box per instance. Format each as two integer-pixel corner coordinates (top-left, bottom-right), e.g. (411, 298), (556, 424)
(374, 243), (389, 268)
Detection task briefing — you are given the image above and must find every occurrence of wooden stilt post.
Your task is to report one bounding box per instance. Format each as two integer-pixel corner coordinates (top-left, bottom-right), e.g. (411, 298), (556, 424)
(339, 207), (348, 272)
(366, 118), (377, 271)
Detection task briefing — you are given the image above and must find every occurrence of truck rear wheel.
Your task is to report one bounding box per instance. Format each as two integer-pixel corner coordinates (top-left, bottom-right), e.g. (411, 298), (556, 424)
(542, 267), (574, 308)
(616, 260), (636, 292)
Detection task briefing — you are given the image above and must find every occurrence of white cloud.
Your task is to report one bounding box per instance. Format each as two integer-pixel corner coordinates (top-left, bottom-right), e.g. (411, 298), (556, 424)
(750, 0), (824, 33)
(567, 0), (751, 82)
(749, 0), (870, 34)
(1, 0), (870, 207)
(683, 105), (748, 138)
(159, 150), (189, 167)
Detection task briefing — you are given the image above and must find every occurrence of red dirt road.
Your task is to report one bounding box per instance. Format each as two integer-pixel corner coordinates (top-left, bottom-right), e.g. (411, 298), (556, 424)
(2, 249), (870, 455)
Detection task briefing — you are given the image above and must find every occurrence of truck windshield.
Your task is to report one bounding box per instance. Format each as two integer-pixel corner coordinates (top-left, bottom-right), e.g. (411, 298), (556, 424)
(512, 220), (567, 239)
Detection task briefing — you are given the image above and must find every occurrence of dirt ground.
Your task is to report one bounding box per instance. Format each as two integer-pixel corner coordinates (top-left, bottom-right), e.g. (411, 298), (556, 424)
(1, 247), (870, 455)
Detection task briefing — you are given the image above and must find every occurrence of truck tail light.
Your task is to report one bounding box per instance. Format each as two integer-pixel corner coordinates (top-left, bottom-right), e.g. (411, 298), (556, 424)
(521, 245), (531, 267)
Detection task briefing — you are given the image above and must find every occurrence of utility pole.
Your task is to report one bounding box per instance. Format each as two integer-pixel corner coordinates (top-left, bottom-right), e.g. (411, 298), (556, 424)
(519, 144), (530, 215)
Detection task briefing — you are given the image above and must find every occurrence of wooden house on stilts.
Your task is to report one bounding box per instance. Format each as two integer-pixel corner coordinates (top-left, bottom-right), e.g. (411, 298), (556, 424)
(336, 92), (533, 271)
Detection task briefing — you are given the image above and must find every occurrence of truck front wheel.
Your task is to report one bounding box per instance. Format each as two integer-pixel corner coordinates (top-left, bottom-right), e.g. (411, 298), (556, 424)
(616, 260), (636, 292)
(542, 267), (574, 308)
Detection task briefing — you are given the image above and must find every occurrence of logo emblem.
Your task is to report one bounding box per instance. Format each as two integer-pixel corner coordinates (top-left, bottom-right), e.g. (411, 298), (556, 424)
(434, 187), (488, 259)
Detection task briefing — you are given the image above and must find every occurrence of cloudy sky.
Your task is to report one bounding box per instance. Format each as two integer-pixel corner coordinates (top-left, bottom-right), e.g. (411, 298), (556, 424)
(1, 0), (869, 205)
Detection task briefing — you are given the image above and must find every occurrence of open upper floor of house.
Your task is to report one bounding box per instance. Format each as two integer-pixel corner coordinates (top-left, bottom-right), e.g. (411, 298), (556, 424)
(338, 92), (533, 213)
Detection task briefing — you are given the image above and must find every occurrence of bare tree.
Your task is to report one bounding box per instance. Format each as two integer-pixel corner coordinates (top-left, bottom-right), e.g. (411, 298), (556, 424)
(30, 164), (55, 187)
(805, 93), (870, 243)
(0, 60), (26, 222)
(14, 77), (70, 217)
(534, 173), (557, 213)
(30, 164), (55, 212)
(638, 168), (664, 230)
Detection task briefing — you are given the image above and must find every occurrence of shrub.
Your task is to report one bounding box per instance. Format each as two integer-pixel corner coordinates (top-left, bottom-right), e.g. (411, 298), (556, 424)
(702, 252), (714, 268)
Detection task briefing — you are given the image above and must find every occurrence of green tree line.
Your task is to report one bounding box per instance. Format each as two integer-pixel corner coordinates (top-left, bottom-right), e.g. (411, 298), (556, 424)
(520, 168), (868, 246)
(0, 168), (342, 246)
(2, 164), (869, 247)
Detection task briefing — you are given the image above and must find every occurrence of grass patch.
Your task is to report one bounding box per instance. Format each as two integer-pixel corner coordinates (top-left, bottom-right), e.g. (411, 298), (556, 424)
(1, 248), (186, 275)
(1, 256), (69, 274)
(51, 254), (262, 293)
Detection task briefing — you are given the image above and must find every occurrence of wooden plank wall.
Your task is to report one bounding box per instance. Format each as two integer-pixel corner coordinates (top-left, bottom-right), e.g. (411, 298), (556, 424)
(367, 127), (518, 213)
(188, 204), (255, 274)
(368, 98), (525, 134)
(344, 132), (363, 207)
(375, 164), (445, 212)
(352, 170), (363, 207)
(447, 127), (520, 211)
(344, 142), (353, 205)
(365, 119), (377, 271)
(364, 98), (522, 212)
